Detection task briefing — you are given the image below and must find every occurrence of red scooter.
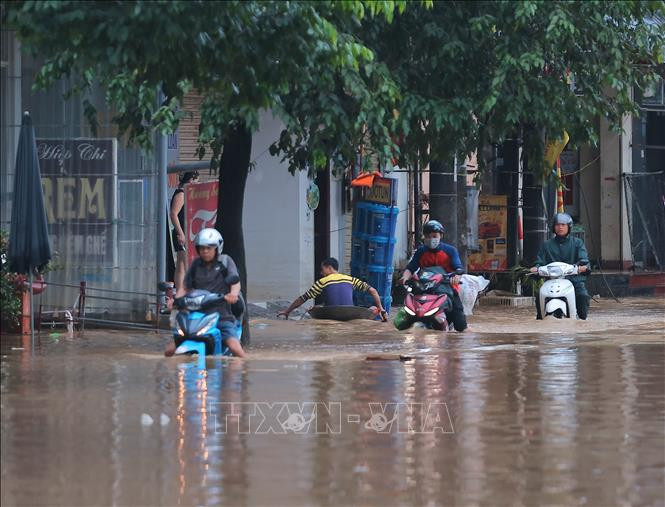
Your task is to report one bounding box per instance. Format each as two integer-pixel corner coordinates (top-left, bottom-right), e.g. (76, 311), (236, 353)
(394, 266), (456, 331)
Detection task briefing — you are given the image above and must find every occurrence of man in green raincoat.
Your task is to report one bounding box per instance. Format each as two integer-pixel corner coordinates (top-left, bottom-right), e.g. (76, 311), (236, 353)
(530, 213), (591, 319)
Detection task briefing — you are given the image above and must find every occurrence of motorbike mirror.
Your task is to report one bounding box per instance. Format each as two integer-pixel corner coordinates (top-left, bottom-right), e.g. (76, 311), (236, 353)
(157, 281), (171, 292)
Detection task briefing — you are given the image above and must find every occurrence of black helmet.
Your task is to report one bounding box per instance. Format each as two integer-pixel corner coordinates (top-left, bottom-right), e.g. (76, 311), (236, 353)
(423, 220), (445, 235)
(179, 171), (199, 185)
(552, 213), (573, 234)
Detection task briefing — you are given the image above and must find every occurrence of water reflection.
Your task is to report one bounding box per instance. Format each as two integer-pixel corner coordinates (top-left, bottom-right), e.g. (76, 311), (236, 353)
(1, 298), (664, 506)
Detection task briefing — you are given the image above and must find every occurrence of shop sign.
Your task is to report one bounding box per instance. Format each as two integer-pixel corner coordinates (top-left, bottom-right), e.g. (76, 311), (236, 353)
(364, 176), (396, 205)
(38, 138), (117, 263)
(468, 195), (508, 271)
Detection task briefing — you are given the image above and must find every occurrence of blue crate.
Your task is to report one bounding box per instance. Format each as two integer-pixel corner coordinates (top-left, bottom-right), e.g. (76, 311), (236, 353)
(366, 235), (396, 266)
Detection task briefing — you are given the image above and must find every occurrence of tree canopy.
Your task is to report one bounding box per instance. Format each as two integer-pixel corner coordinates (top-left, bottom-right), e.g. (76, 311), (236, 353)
(324, 0), (664, 174)
(5, 0), (404, 172)
(6, 1), (663, 177)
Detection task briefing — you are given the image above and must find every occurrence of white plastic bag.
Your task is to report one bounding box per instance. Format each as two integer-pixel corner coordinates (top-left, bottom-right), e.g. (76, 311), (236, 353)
(459, 274), (490, 315)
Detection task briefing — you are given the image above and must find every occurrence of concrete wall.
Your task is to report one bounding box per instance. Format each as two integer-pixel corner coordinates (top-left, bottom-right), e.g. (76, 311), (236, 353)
(240, 114), (412, 301)
(578, 144), (601, 261)
(329, 171), (348, 270)
(243, 110), (314, 301)
(392, 169), (410, 268)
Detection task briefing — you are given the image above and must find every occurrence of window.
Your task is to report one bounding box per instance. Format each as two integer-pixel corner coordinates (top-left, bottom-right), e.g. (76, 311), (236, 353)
(641, 77), (664, 109)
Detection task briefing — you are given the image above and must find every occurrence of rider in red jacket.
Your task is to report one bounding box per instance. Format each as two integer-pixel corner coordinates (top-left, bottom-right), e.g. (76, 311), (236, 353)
(399, 220), (467, 331)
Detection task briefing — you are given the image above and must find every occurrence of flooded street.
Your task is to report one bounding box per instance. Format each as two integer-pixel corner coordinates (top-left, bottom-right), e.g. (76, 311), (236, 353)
(1, 297), (664, 506)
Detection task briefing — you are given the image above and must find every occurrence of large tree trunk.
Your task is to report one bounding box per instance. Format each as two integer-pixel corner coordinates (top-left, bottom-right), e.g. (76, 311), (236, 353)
(216, 124), (252, 346)
(498, 139), (520, 268)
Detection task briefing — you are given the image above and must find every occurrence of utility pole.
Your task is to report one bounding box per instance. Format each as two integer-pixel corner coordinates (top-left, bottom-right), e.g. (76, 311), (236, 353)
(156, 90), (168, 302)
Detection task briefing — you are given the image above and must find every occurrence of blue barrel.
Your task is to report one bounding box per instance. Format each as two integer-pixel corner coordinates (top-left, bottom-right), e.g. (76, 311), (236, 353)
(351, 233), (366, 265)
(366, 235), (396, 266)
(350, 261), (367, 280)
(366, 264), (394, 299)
(365, 203), (399, 238)
(353, 202), (369, 235)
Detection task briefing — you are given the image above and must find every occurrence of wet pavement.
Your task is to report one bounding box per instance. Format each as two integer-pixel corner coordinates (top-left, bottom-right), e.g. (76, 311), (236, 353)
(1, 297), (664, 506)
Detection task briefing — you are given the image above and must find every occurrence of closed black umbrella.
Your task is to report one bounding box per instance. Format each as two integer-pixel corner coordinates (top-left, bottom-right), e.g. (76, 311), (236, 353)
(8, 112), (52, 343)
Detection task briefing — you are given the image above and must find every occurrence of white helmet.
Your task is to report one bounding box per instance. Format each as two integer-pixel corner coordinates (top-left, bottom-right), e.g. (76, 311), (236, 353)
(194, 228), (223, 252)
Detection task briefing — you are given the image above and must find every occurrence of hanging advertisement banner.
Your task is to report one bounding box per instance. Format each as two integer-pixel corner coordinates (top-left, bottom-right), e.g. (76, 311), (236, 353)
(185, 180), (219, 260)
(37, 138), (117, 265)
(468, 195), (508, 271)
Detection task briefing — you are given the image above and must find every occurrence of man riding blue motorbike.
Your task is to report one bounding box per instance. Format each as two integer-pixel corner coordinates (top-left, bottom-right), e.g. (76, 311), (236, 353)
(165, 228), (246, 357)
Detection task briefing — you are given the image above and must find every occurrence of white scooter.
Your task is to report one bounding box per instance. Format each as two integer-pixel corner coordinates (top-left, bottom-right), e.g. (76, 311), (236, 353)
(537, 262), (579, 319)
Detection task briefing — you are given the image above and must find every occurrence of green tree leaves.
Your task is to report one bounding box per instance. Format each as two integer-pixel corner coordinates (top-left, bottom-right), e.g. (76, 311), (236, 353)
(6, 0), (663, 179)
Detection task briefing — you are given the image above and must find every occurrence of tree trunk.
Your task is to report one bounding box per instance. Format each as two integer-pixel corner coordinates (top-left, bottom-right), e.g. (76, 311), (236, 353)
(498, 140), (520, 268)
(216, 124), (252, 346)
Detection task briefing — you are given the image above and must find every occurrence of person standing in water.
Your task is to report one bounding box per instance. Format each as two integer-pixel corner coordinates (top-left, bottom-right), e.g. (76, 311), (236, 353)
(170, 171), (199, 291)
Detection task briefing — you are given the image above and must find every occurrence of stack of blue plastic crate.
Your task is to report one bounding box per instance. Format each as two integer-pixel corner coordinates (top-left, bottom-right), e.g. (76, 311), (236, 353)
(350, 201), (399, 313)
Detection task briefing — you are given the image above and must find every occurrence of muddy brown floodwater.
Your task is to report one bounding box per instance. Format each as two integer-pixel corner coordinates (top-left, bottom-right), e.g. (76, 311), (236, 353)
(1, 297), (664, 506)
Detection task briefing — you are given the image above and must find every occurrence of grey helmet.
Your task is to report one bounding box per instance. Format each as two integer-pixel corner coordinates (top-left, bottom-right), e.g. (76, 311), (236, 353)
(552, 213), (573, 234)
(194, 227), (223, 252)
(423, 220), (445, 236)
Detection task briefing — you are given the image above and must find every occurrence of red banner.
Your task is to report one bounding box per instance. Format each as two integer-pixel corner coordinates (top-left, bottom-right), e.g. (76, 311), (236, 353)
(185, 181), (219, 260)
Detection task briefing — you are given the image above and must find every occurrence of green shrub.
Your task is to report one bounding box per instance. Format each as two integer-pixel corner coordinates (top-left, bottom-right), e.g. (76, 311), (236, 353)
(0, 230), (21, 331)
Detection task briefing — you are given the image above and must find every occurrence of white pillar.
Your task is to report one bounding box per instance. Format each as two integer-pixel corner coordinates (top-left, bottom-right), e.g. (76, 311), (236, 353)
(599, 113), (633, 270)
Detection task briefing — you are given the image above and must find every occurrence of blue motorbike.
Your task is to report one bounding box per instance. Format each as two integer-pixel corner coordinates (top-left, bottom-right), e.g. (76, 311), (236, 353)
(160, 282), (244, 358)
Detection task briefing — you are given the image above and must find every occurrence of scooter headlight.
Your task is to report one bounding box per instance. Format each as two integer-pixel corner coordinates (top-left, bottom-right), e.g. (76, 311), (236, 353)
(424, 308), (439, 317)
(196, 322), (215, 336)
(195, 314), (218, 336)
(177, 327), (185, 337)
(404, 307), (416, 316)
